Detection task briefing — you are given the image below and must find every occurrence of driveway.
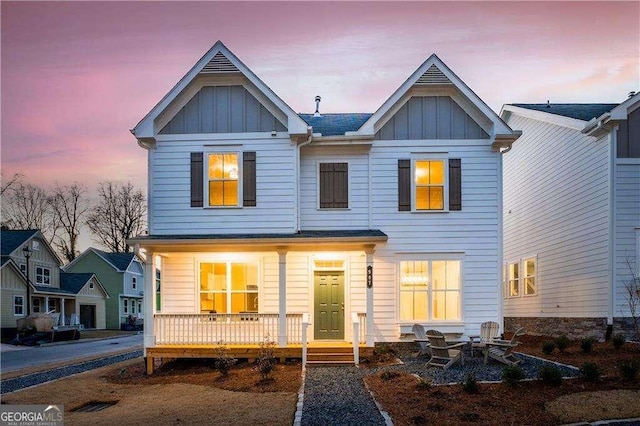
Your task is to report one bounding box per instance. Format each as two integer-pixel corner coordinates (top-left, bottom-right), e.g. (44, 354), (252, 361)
(1, 333), (143, 375)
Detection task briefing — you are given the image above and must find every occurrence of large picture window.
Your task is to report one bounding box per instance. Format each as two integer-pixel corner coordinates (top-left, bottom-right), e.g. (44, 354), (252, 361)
(207, 153), (239, 207)
(399, 259), (461, 321)
(200, 262), (259, 314)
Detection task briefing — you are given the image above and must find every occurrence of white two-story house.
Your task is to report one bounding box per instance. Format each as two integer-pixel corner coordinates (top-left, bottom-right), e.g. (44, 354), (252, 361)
(501, 93), (640, 339)
(129, 41), (520, 373)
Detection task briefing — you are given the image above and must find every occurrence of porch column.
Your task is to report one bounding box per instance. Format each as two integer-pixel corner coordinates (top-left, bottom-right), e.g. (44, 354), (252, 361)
(60, 298), (65, 326)
(365, 246), (375, 347)
(143, 249), (155, 352)
(45, 296), (50, 313)
(277, 249), (287, 347)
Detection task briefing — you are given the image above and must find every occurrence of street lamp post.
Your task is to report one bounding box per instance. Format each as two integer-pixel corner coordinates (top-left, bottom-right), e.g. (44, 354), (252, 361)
(22, 245), (32, 317)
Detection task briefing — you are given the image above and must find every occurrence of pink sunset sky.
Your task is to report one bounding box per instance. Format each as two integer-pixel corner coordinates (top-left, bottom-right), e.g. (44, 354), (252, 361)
(2, 1), (639, 193)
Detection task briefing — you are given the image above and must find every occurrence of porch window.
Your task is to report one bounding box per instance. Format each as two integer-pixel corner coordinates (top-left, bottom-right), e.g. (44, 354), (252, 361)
(35, 266), (51, 285)
(207, 153), (239, 207)
(138, 299), (143, 315)
(124, 299), (129, 314)
(14, 296), (24, 316)
(399, 259), (461, 321)
(33, 298), (41, 313)
(508, 262), (520, 297)
(199, 262), (259, 314)
(523, 257), (537, 295)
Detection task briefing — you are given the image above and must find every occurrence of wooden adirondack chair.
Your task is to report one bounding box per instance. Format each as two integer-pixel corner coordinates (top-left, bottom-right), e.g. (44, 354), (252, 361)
(425, 329), (466, 370)
(483, 327), (525, 365)
(412, 324), (431, 357)
(468, 321), (500, 356)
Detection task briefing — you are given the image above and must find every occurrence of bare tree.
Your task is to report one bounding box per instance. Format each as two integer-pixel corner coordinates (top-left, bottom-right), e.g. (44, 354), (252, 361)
(85, 181), (147, 253)
(1, 182), (59, 238)
(1, 172), (23, 196)
(49, 182), (89, 262)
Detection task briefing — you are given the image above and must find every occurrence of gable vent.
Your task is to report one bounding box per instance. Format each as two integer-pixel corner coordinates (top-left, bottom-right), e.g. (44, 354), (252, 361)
(415, 65), (452, 85)
(200, 52), (241, 74)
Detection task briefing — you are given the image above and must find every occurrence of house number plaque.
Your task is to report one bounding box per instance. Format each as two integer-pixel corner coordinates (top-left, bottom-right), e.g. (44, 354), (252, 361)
(367, 265), (373, 288)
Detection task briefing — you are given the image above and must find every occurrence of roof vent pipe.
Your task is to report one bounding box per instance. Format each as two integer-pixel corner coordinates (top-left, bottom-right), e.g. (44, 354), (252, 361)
(313, 95), (321, 117)
(630, 91), (636, 98)
(546, 100), (550, 108)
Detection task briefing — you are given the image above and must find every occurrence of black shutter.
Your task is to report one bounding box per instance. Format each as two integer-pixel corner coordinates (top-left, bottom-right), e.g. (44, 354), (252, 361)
(449, 158), (461, 211)
(190, 152), (203, 207)
(398, 159), (411, 211)
(319, 163), (348, 208)
(243, 151), (256, 207)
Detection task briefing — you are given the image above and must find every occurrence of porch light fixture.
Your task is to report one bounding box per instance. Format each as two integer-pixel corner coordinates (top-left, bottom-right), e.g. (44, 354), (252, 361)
(22, 245), (32, 316)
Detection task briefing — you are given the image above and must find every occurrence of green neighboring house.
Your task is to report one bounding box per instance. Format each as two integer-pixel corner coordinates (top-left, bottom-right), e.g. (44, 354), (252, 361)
(65, 248), (144, 330)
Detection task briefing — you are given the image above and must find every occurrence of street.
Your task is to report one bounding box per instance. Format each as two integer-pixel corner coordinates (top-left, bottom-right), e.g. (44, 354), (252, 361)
(0, 333), (143, 375)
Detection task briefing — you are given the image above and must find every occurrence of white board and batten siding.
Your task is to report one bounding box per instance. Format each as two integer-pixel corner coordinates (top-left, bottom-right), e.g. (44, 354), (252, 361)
(149, 136), (296, 235)
(368, 139), (502, 339)
(614, 160), (640, 317)
(503, 113), (610, 318)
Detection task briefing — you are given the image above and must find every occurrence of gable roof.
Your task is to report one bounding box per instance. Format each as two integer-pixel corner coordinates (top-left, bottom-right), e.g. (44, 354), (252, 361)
(60, 272), (97, 294)
(511, 103), (618, 122)
(65, 247), (138, 272)
(355, 54), (518, 144)
(1, 229), (39, 256)
(132, 41), (309, 142)
(298, 113), (373, 137)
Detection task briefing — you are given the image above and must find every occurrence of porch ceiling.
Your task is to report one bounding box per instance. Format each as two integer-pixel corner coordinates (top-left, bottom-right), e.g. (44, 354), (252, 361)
(128, 230), (387, 253)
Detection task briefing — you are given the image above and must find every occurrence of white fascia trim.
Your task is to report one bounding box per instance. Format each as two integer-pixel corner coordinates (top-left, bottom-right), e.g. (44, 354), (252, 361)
(609, 92), (640, 120)
(132, 41), (307, 139)
(501, 104), (586, 131)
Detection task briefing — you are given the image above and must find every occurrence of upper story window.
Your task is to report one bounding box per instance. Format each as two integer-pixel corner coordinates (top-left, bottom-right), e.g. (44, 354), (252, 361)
(132, 276), (137, 290)
(319, 162), (348, 209)
(191, 151), (256, 208)
(35, 266), (51, 285)
(414, 160), (445, 210)
(398, 158), (461, 212)
(19, 263), (26, 275)
(208, 153), (239, 207)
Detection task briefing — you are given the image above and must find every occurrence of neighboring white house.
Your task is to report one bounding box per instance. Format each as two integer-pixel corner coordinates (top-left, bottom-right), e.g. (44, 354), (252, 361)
(501, 93), (640, 339)
(129, 41), (520, 372)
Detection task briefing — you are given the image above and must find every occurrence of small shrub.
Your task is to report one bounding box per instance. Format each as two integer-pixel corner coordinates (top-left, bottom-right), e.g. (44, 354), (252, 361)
(502, 365), (525, 386)
(542, 341), (556, 355)
(416, 377), (432, 390)
(379, 371), (400, 381)
(254, 335), (276, 381)
(374, 343), (396, 362)
(555, 335), (570, 353)
(580, 337), (596, 353)
(214, 344), (237, 376)
(580, 362), (601, 382)
(618, 360), (640, 381)
(612, 333), (626, 350)
(461, 373), (480, 394)
(538, 365), (563, 386)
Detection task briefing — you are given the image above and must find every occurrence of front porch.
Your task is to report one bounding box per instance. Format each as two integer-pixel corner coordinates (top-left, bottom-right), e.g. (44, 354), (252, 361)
(145, 312), (370, 374)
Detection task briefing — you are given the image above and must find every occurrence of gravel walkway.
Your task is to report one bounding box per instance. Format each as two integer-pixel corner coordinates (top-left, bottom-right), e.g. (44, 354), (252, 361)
(1, 350), (142, 394)
(301, 366), (387, 426)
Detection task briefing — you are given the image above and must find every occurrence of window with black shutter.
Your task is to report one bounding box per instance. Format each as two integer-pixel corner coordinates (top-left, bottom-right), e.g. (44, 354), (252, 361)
(190, 151), (256, 207)
(319, 162), (348, 208)
(398, 158), (462, 212)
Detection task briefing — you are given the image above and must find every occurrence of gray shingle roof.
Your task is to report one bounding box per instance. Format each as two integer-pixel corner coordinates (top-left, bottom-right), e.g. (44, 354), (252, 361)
(134, 229), (387, 241)
(299, 113), (372, 136)
(511, 104), (618, 122)
(93, 249), (136, 271)
(59, 272), (94, 294)
(0, 230), (38, 256)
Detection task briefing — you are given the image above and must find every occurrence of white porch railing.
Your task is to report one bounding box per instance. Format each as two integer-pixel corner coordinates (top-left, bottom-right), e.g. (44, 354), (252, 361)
(154, 313), (303, 345)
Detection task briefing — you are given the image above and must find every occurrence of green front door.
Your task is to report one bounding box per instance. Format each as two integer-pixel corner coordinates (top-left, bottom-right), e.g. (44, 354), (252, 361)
(314, 271), (344, 340)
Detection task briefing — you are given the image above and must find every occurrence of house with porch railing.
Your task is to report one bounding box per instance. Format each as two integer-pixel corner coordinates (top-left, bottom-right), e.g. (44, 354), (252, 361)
(129, 41), (520, 373)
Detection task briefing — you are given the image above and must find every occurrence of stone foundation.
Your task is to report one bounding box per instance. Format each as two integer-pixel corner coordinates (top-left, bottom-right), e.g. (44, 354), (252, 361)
(504, 317), (608, 340)
(612, 317), (640, 341)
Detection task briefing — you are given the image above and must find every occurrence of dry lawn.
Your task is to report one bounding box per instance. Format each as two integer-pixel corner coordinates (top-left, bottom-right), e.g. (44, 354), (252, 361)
(2, 358), (301, 426)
